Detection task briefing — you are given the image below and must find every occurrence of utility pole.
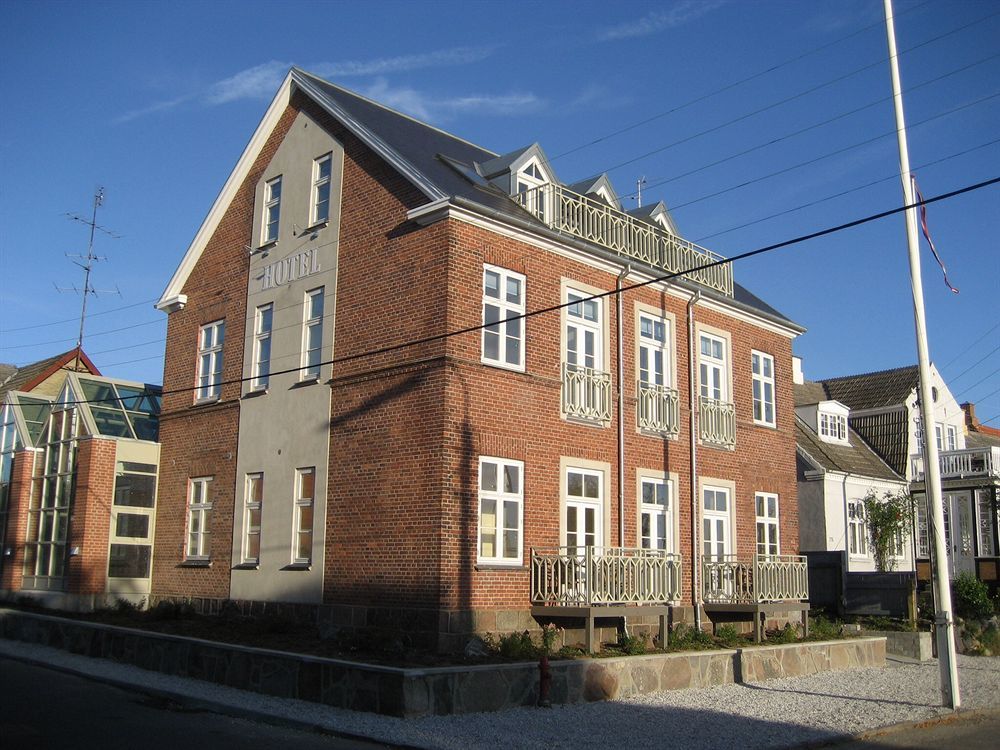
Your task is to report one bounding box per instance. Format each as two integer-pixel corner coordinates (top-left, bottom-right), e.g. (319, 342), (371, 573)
(883, 0), (960, 709)
(58, 187), (120, 367)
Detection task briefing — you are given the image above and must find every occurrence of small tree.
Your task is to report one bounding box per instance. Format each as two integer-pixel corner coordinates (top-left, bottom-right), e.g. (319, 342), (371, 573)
(862, 488), (914, 572)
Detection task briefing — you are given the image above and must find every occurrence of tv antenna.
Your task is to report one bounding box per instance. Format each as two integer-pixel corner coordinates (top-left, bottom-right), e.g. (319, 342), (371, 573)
(56, 187), (121, 361)
(634, 176), (646, 208)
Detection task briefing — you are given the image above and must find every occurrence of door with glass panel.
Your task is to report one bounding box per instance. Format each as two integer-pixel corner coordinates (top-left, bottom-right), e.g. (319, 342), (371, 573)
(565, 468), (602, 555)
(107, 461), (157, 594)
(702, 486), (733, 600)
(640, 478), (672, 551)
(943, 492), (975, 576)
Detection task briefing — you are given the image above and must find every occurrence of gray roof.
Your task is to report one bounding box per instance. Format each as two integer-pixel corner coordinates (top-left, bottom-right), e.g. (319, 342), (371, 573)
(967, 431), (1000, 450)
(793, 381), (830, 407)
(795, 416), (903, 481)
(296, 69), (799, 330)
(820, 365), (919, 411)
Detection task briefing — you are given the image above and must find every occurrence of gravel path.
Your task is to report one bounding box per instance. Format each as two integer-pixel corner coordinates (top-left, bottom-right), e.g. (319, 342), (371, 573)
(1, 638), (998, 749)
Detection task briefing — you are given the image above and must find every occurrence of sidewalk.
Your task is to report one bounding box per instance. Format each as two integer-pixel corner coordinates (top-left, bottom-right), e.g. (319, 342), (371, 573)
(2, 638), (998, 750)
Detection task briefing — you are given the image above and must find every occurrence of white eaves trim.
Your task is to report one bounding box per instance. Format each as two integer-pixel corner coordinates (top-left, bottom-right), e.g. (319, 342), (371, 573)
(156, 68), (448, 313)
(408, 201), (803, 340)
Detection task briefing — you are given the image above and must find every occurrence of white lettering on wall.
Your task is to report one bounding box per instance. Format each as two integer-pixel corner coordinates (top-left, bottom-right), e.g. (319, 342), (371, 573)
(260, 248), (322, 291)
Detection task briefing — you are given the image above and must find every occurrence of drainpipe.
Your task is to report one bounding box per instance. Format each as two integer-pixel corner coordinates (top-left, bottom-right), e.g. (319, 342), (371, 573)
(617, 264), (631, 550)
(687, 291), (702, 630)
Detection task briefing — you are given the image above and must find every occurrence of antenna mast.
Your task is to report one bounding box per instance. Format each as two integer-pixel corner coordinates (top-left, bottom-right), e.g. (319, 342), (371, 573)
(58, 187), (121, 365)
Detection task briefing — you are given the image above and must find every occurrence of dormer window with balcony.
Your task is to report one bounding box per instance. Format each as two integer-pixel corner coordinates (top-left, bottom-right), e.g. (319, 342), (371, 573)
(515, 158), (549, 218)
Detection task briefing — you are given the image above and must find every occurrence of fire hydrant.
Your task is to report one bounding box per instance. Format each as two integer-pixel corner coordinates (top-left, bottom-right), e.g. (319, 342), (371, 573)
(537, 652), (552, 708)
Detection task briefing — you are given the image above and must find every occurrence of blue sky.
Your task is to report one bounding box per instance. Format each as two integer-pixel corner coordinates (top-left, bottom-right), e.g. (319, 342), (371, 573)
(1, 0), (998, 424)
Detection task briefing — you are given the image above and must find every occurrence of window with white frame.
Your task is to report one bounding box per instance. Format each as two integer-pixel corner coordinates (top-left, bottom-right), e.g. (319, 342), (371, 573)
(847, 499), (868, 557)
(186, 477), (213, 559)
(312, 153), (332, 225)
(196, 320), (224, 402)
(751, 351), (776, 426)
(243, 473), (263, 564)
(262, 176), (282, 244)
(482, 265), (525, 370)
(640, 477), (672, 551)
(698, 333), (727, 402)
(302, 287), (324, 380)
(946, 425), (957, 451)
(293, 467), (315, 564)
(702, 486), (730, 560)
(515, 160), (547, 217)
(252, 304), (272, 390)
(566, 290), (602, 372)
(478, 457), (523, 564)
(935, 423), (944, 452)
(638, 314), (670, 388)
(566, 467), (602, 553)
(819, 411), (847, 441)
(755, 492), (779, 557)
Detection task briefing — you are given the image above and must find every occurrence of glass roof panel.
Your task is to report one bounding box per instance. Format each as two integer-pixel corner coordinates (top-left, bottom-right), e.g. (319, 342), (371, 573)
(89, 406), (133, 438)
(17, 396), (53, 444)
(79, 378), (119, 408)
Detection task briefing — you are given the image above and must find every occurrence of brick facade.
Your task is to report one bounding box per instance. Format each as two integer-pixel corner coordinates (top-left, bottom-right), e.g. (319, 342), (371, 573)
(0, 448), (37, 592)
(65, 437), (116, 595)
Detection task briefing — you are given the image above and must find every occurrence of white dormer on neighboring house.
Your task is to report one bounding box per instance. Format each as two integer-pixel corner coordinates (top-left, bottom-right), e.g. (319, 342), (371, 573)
(626, 200), (678, 236)
(567, 173), (621, 211)
(479, 143), (555, 221)
(796, 399), (851, 446)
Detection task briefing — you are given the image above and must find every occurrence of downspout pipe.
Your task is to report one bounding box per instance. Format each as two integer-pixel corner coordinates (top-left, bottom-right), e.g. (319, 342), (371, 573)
(687, 291), (702, 630)
(617, 265), (631, 550)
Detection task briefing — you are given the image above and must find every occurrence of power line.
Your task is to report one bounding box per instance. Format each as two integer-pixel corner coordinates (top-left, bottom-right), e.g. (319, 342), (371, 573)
(955, 366), (1000, 397)
(949, 344), (1000, 383)
(0, 297), (158, 334)
(0, 317), (164, 351)
(100, 353), (164, 369)
(941, 320), (1000, 370)
(551, 0), (935, 161)
(35, 176), (1000, 407)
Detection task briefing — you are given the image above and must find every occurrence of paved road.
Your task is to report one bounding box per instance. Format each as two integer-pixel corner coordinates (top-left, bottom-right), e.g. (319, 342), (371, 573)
(834, 710), (1000, 749)
(0, 657), (391, 750)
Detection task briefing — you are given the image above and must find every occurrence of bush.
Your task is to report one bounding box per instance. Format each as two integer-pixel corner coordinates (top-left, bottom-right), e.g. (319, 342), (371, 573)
(668, 624), (715, 651)
(483, 630), (540, 660)
(715, 624), (743, 648)
(767, 623), (798, 644)
(808, 615), (842, 641)
(616, 630), (650, 655)
(953, 572), (992, 620)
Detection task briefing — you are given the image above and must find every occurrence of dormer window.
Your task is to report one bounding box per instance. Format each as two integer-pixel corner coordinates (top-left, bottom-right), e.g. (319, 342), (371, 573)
(819, 411), (847, 442)
(516, 159), (548, 219)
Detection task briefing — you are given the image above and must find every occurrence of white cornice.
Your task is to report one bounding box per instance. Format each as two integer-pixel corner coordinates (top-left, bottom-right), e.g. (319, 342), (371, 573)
(408, 201), (802, 339)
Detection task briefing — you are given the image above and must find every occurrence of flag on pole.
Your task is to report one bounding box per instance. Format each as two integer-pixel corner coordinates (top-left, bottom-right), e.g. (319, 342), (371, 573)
(911, 174), (959, 294)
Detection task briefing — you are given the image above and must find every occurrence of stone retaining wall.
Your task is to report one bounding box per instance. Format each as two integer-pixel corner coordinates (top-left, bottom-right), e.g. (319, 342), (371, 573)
(863, 630), (933, 661)
(0, 609), (885, 718)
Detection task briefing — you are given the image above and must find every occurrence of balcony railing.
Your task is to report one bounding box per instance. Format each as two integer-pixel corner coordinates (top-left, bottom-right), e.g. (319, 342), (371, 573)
(701, 554), (808, 605)
(699, 396), (736, 448)
(562, 363), (612, 422)
(910, 446), (1000, 481)
(514, 184), (734, 296)
(531, 546), (682, 606)
(637, 381), (680, 435)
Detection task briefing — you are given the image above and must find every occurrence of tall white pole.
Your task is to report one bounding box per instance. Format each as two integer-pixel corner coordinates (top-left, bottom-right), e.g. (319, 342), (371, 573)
(883, 0), (960, 709)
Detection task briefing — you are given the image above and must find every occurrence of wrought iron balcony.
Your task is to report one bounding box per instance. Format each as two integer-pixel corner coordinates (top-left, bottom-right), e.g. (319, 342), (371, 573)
(910, 446), (1000, 481)
(699, 396), (736, 448)
(701, 554), (809, 605)
(637, 381), (680, 435)
(562, 363), (612, 422)
(514, 183), (734, 296)
(531, 546), (682, 606)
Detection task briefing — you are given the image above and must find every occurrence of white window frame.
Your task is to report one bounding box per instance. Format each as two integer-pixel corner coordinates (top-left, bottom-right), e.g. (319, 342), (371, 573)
(311, 153), (332, 226)
(481, 264), (526, 371)
(702, 484), (732, 561)
(477, 457), (524, 565)
(251, 304), (273, 391)
(698, 332), (728, 402)
(242, 473), (263, 564)
(566, 288), (603, 372)
(935, 423), (944, 452)
(751, 351), (776, 427)
(515, 158), (548, 218)
(847, 499), (869, 558)
(639, 476), (673, 552)
(293, 467), (315, 565)
(262, 175), (282, 244)
(186, 477), (213, 560)
(564, 466), (603, 553)
(196, 320), (225, 403)
(638, 312), (670, 388)
(946, 425), (958, 451)
(755, 492), (780, 557)
(819, 411), (847, 441)
(301, 287), (324, 380)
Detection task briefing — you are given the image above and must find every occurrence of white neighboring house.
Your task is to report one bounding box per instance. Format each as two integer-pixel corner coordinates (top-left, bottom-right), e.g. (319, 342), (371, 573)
(794, 362), (912, 575)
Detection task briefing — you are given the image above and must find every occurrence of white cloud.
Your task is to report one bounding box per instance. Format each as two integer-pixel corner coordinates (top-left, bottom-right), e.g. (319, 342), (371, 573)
(360, 78), (543, 122)
(204, 60), (290, 105)
(600, 1), (726, 41)
(313, 46), (494, 78)
(114, 93), (196, 124)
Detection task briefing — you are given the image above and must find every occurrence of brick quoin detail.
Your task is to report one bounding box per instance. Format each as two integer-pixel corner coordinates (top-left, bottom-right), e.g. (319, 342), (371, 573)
(0, 448), (37, 592)
(66, 437), (116, 595)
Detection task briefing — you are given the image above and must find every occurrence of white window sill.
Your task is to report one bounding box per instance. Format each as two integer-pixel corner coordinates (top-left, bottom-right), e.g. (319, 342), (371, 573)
(481, 357), (526, 374)
(193, 396), (221, 406)
(301, 220), (328, 234)
(257, 239), (278, 252)
(753, 420), (777, 429)
(179, 559), (211, 568)
(475, 561), (526, 571)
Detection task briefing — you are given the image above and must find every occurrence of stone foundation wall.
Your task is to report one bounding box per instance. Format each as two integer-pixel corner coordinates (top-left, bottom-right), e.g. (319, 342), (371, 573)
(863, 629), (933, 661)
(0, 608), (885, 718)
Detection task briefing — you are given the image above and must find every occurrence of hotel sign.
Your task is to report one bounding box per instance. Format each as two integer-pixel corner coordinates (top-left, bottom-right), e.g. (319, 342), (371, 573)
(260, 247), (321, 291)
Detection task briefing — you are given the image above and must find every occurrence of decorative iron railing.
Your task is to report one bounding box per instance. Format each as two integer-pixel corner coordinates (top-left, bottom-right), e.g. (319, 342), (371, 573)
(701, 554), (808, 605)
(562, 363), (612, 422)
(531, 546), (682, 606)
(910, 446), (1000, 481)
(514, 184), (734, 296)
(699, 396), (736, 448)
(637, 381), (680, 435)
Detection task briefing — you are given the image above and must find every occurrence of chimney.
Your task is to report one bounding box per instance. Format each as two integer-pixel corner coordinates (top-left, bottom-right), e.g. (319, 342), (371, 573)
(792, 356), (804, 385)
(961, 402), (977, 432)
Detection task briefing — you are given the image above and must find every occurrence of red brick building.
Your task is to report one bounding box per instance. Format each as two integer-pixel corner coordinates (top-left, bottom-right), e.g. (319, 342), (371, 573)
(152, 69), (808, 650)
(0, 352), (161, 610)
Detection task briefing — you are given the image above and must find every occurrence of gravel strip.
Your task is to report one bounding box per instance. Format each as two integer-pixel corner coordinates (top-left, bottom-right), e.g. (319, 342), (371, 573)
(1, 638), (997, 749)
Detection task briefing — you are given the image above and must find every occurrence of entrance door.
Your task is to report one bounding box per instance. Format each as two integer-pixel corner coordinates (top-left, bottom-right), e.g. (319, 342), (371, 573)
(107, 462), (157, 594)
(943, 492), (975, 576)
(565, 468), (602, 555)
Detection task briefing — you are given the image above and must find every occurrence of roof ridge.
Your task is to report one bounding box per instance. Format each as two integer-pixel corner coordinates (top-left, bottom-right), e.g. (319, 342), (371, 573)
(819, 363), (919, 384)
(294, 68), (500, 159)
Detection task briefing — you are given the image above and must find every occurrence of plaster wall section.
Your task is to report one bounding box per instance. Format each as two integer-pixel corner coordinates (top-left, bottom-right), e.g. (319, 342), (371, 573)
(823, 472), (913, 573)
(107, 439), (161, 599)
(230, 110), (343, 604)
